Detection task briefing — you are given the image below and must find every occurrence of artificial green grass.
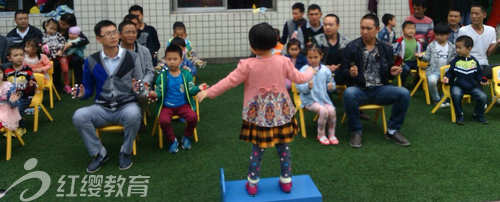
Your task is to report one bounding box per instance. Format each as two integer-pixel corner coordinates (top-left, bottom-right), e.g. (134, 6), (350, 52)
(1, 55), (500, 201)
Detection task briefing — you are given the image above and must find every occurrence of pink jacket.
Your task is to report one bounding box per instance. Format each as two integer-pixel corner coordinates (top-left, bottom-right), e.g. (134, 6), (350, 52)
(207, 55), (314, 127)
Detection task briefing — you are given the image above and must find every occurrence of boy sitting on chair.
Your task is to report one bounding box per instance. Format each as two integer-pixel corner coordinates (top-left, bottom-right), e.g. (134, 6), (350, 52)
(442, 35), (488, 125)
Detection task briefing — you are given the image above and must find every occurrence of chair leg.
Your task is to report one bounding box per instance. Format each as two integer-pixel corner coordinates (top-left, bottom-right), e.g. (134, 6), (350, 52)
(6, 129), (12, 161)
(397, 75), (402, 87)
(133, 139), (137, 156)
(381, 107), (387, 134)
(373, 110), (380, 123)
(71, 70), (75, 87)
(196, 100), (200, 121)
(298, 109), (306, 138)
(194, 128), (198, 142)
(53, 85), (61, 101)
(313, 114), (318, 122)
(450, 101), (456, 123)
(14, 130), (25, 146)
(142, 111), (147, 126)
(159, 126), (163, 149)
(49, 86), (54, 108)
(341, 113), (347, 124)
(410, 78), (423, 96)
(33, 104), (39, 132)
(486, 96), (498, 113)
(151, 117), (158, 136)
(423, 78), (431, 105)
(431, 96), (447, 113)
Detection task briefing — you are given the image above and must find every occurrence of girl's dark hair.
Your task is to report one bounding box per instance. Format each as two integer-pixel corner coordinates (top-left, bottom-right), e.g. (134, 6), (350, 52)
(286, 39), (301, 53)
(59, 13), (77, 27)
(25, 38), (43, 60)
(305, 44), (323, 55)
(249, 23), (277, 51)
(42, 18), (60, 33)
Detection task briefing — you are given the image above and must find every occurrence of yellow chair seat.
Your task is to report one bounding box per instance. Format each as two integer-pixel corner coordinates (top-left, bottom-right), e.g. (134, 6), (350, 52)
(486, 66), (500, 113)
(0, 127), (25, 161)
(410, 55), (431, 104)
(95, 125), (138, 156)
(341, 104), (387, 133)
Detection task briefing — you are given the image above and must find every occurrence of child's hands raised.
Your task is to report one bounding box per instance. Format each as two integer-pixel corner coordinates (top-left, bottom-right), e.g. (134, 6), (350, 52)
(480, 81), (490, 85)
(196, 90), (208, 102)
(9, 91), (21, 102)
(442, 76), (449, 84)
(132, 78), (147, 94)
(199, 83), (209, 90)
(414, 53), (423, 58)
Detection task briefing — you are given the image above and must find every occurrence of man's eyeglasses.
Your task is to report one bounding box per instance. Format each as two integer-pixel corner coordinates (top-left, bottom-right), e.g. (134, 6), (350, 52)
(100, 31), (119, 37)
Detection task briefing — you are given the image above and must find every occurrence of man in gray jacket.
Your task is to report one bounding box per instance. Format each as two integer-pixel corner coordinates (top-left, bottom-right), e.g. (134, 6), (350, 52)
(118, 20), (155, 132)
(72, 20), (147, 173)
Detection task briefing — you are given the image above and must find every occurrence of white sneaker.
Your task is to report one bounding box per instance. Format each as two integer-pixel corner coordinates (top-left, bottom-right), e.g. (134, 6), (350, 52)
(496, 99), (500, 105)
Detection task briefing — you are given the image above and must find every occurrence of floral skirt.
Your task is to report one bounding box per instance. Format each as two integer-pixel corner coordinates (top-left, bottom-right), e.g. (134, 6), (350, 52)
(240, 117), (299, 148)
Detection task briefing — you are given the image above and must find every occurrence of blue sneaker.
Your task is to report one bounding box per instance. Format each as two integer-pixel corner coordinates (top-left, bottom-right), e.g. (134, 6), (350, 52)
(169, 138), (179, 153)
(181, 136), (191, 150)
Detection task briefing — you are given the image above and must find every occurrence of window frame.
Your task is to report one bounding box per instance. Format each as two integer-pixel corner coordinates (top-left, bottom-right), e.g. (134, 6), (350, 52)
(172, 0), (275, 13)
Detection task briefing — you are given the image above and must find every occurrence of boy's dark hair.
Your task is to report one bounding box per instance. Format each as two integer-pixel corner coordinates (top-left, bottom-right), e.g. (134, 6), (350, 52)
(173, 22), (186, 32)
(60, 13), (77, 27)
(128, 5), (143, 14)
(412, 0), (427, 8)
(402, 21), (416, 29)
(14, 10), (28, 18)
(308, 4), (321, 13)
(382, 13), (395, 26)
(434, 22), (452, 34)
(169, 37), (186, 48)
(123, 14), (140, 23)
(292, 2), (305, 13)
(165, 44), (183, 58)
(287, 38), (301, 52)
(118, 20), (137, 32)
(7, 45), (24, 57)
(25, 37), (43, 59)
(94, 20), (116, 37)
(42, 18), (59, 33)
(448, 8), (461, 16)
(471, 2), (487, 13)
(274, 28), (280, 41)
(248, 23), (277, 51)
(456, 35), (474, 48)
(306, 44), (323, 55)
(361, 14), (379, 28)
(324, 14), (340, 24)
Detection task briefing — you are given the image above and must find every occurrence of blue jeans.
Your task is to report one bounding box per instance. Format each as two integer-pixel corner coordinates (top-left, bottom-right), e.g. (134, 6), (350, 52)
(343, 85), (410, 133)
(450, 85), (487, 119)
(17, 97), (32, 128)
(401, 60), (418, 85)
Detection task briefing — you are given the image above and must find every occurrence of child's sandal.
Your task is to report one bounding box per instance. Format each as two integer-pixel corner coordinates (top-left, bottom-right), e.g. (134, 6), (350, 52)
(317, 135), (330, 145)
(328, 135), (339, 145)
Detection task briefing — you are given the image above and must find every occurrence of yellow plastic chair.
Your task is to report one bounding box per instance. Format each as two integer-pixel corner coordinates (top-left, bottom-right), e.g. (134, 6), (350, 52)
(410, 55), (431, 104)
(486, 66), (500, 113)
(45, 62), (61, 108)
(341, 104), (387, 133)
(291, 83), (308, 138)
(431, 65), (471, 122)
(0, 127), (25, 161)
(31, 73), (54, 132)
(95, 125), (137, 156)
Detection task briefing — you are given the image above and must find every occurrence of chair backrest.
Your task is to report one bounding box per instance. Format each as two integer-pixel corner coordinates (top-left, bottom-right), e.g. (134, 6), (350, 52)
(492, 66), (500, 84)
(33, 73), (45, 92)
(47, 61), (54, 80)
(290, 83), (302, 108)
(440, 65), (450, 96)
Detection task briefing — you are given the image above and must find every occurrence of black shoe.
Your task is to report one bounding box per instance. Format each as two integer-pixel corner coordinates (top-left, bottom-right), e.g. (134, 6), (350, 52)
(456, 115), (465, 125)
(472, 114), (488, 124)
(349, 132), (362, 148)
(385, 131), (410, 146)
(87, 153), (109, 173)
(139, 122), (147, 133)
(119, 152), (133, 170)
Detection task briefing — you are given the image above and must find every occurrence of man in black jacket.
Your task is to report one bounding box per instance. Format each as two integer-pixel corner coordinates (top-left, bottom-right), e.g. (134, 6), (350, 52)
(129, 5), (160, 66)
(6, 10), (43, 47)
(341, 14), (411, 148)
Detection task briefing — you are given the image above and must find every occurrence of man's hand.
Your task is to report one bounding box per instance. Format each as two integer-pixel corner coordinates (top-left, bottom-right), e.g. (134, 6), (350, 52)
(390, 66), (403, 76)
(350, 65), (358, 77)
(71, 84), (85, 99)
(308, 81), (313, 89)
(327, 64), (340, 72)
(442, 76), (449, 84)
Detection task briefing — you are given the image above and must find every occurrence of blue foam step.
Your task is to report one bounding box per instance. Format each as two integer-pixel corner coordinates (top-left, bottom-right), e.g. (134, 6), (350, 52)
(220, 168), (322, 202)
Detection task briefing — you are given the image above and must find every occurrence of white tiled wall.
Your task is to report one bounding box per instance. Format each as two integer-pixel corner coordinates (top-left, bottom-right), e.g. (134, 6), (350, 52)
(0, 0), (411, 59)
